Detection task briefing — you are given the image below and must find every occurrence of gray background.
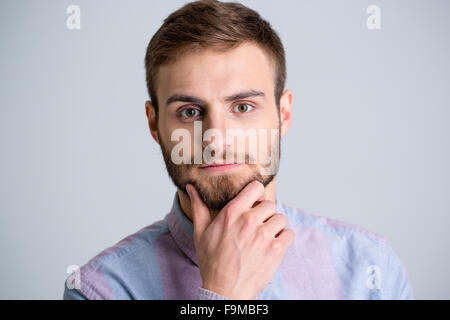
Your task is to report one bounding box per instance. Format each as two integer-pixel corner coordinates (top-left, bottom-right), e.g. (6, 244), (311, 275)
(0, 0), (449, 299)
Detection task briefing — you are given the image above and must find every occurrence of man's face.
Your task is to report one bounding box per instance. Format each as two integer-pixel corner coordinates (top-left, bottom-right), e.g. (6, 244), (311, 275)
(153, 42), (282, 211)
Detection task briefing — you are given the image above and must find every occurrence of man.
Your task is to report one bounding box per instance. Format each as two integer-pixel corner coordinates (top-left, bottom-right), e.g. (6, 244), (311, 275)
(63, 0), (414, 300)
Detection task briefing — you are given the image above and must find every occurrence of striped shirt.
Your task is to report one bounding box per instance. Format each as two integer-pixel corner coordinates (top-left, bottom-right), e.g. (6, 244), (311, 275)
(63, 192), (414, 300)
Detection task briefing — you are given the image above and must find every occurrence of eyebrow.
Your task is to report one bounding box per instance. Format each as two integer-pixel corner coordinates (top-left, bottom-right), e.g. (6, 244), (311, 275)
(165, 89), (266, 108)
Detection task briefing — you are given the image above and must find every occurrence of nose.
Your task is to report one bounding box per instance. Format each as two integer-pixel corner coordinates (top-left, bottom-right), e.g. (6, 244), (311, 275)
(201, 107), (229, 151)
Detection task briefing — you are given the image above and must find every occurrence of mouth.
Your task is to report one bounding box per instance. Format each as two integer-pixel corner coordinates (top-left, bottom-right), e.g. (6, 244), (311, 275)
(198, 163), (242, 172)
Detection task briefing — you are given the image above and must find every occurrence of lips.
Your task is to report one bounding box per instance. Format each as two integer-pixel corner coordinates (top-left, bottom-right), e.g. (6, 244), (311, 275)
(199, 162), (237, 168)
(198, 163), (242, 172)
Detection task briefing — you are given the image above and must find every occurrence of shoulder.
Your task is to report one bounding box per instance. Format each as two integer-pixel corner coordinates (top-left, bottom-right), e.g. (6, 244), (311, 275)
(279, 202), (414, 299)
(64, 217), (170, 300)
(280, 201), (387, 247)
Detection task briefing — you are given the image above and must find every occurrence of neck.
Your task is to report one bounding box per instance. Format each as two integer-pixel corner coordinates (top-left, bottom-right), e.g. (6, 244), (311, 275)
(178, 177), (278, 222)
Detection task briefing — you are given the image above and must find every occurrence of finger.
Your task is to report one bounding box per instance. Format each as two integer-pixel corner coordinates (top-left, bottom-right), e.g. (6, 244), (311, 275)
(238, 200), (276, 244)
(258, 213), (288, 239)
(247, 200), (277, 225)
(273, 228), (296, 252)
(225, 180), (266, 214)
(186, 184), (211, 241)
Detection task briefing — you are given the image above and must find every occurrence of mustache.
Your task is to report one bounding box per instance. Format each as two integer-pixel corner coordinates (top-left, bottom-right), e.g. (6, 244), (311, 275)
(184, 153), (257, 167)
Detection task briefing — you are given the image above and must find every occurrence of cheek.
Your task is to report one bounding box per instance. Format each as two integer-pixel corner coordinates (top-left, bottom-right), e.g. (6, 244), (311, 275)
(249, 121), (279, 163)
(250, 106), (279, 129)
(161, 126), (196, 161)
(158, 116), (190, 146)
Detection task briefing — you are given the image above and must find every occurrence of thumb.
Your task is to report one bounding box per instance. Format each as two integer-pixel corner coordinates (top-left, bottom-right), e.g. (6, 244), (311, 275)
(186, 184), (211, 241)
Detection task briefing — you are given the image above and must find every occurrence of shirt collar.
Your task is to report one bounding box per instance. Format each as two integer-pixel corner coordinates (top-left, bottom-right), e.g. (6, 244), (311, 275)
(167, 191), (284, 267)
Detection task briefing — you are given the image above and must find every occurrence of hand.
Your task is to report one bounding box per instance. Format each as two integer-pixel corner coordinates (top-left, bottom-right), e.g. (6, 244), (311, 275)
(186, 181), (295, 300)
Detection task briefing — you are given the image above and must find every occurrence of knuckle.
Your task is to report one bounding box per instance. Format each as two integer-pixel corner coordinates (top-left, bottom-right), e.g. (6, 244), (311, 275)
(243, 213), (256, 228)
(258, 227), (272, 240)
(286, 229), (296, 241)
(271, 241), (284, 253)
(224, 204), (236, 219)
(222, 204), (237, 227)
(277, 213), (288, 226)
(280, 229), (296, 246)
(262, 200), (276, 212)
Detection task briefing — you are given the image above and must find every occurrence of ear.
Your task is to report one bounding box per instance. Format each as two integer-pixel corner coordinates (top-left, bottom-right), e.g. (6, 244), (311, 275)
(279, 89), (293, 138)
(145, 100), (160, 144)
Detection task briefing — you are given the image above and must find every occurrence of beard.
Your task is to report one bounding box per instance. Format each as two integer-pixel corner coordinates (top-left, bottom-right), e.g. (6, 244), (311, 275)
(157, 126), (281, 212)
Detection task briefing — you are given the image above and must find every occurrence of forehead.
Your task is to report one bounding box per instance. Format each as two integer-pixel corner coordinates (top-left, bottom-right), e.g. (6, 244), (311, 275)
(156, 42), (276, 104)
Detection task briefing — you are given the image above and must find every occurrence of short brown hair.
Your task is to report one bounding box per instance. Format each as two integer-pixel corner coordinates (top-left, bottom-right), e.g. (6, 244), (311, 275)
(144, 0), (286, 117)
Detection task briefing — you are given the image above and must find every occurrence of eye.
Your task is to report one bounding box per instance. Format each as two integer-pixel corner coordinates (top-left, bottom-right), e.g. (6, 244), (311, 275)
(233, 103), (254, 113)
(180, 108), (201, 119)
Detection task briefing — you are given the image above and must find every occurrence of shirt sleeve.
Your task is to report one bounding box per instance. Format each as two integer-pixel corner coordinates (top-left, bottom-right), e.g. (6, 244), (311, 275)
(197, 287), (231, 300)
(382, 241), (415, 300)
